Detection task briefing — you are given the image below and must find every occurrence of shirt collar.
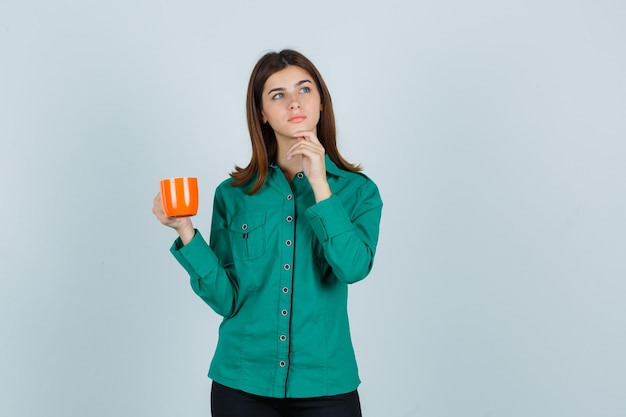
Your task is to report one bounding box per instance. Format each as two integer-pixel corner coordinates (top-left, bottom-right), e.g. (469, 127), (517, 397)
(324, 155), (346, 178)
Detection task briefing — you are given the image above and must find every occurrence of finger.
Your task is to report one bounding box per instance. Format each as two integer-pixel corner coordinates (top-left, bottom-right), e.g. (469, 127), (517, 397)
(287, 142), (322, 160)
(306, 133), (321, 145)
(153, 194), (164, 213)
(287, 140), (307, 157)
(288, 136), (323, 152)
(292, 130), (319, 143)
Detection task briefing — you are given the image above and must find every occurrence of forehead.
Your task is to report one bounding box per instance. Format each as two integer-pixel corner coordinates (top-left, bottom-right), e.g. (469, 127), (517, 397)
(263, 66), (314, 90)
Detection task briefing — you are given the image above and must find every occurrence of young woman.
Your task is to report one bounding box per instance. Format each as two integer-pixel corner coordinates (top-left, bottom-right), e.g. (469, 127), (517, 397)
(153, 49), (383, 417)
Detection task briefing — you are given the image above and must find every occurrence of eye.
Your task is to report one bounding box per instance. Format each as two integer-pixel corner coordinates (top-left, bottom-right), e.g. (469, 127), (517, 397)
(272, 92), (284, 100)
(300, 86), (310, 93)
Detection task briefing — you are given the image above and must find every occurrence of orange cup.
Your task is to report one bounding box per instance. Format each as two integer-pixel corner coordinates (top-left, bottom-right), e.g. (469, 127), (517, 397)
(160, 177), (199, 217)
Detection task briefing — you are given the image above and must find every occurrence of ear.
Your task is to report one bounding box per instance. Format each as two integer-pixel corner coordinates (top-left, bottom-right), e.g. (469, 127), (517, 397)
(260, 111), (267, 124)
(320, 102), (323, 112)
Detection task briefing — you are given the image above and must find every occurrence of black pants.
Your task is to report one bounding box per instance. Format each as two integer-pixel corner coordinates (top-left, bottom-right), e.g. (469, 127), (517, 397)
(211, 382), (363, 417)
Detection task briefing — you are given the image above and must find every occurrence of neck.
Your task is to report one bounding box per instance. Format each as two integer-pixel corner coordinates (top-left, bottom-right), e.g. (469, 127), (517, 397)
(275, 137), (302, 180)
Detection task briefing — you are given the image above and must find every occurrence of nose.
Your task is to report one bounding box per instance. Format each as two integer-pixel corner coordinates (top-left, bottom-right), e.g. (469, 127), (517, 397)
(289, 98), (301, 110)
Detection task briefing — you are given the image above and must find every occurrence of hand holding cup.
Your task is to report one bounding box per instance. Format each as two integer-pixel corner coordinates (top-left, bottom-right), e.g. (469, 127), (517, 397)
(153, 177), (198, 245)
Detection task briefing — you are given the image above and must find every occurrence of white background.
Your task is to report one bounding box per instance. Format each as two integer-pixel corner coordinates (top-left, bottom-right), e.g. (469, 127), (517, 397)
(1, 1), (625, 416)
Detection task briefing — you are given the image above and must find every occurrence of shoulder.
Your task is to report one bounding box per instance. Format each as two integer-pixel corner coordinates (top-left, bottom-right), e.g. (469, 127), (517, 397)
(326, 156), (378, 190)
(213, 177), (246, 202)
(216, 177), (236, 190)
(334, 168), (379, 193)
(344, 169), (377, 187)
(215, 177), (253, 194)
(331, 168), (382, 209)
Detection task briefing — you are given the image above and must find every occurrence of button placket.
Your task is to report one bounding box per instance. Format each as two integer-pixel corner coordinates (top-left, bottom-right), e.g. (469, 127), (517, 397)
(276, 183), (296, 380)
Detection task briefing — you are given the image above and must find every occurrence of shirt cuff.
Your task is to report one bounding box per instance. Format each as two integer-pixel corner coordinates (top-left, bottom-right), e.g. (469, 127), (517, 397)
(304, 195), (353, 242)
(170, 230), (220, 278)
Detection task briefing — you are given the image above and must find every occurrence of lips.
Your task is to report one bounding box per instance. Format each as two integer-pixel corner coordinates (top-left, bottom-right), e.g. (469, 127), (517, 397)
(288, 114), (307, 123)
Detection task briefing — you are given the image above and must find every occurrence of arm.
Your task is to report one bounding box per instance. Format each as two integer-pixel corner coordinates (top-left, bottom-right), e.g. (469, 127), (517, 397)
(304, 179), (383, 284)
(169, 186), (240, 317)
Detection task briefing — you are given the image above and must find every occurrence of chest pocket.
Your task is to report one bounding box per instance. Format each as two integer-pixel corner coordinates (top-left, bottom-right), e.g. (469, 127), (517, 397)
(229, 212), (267, 260)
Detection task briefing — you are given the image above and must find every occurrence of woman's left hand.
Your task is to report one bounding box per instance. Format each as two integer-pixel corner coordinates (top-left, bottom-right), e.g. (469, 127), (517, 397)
(287, 130), (332, 201)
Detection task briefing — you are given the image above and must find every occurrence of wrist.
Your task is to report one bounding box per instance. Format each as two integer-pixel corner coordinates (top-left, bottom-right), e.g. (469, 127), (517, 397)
(176, 219), (196, 245)
(310, 181), (332, 203)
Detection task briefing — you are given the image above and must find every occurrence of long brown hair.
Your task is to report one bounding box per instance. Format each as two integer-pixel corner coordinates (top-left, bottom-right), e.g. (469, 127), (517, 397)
(230, 49), (361, 194)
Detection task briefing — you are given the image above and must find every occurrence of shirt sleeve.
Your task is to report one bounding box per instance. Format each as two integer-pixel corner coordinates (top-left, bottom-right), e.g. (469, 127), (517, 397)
(304, 178), (383, 284)
(170, 186), (239, 317)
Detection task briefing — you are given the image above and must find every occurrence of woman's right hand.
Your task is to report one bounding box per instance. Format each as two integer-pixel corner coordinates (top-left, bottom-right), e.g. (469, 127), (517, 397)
(152, 193), (196, 245)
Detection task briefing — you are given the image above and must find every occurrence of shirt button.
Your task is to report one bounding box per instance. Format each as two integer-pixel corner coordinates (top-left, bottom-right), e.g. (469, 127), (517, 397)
(281, 309), (288, 316)
(296, 173), (304, 179)
(282, 287), (289, 294)
(280, 335), (287, 342)
(287, 194), (293, 201)
(279, 361), (286, 367)
(286, 216), (293, 222)
(241, 224), (248, 231)
(285, 239), (292, 246)
(283, 264), (291, 271)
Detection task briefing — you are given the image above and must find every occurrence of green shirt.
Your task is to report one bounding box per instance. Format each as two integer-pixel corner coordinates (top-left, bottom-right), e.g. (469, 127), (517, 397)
(170, 156), (383, 398)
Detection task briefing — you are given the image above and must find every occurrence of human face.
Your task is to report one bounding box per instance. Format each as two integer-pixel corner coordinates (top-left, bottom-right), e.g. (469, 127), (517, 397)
(260, 66), (322, 142)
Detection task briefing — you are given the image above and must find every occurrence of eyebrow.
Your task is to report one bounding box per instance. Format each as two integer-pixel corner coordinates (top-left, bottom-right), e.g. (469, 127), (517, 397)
(267, 79), (313, 96)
